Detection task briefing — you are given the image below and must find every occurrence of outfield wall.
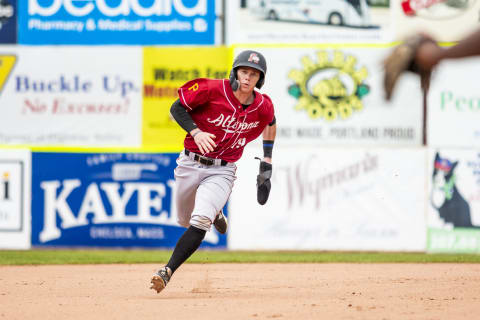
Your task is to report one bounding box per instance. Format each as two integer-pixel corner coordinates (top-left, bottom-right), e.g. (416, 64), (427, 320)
(1, 0), (480, 252)
(1, 46), (480, 252)
(3, 146), (480, 253)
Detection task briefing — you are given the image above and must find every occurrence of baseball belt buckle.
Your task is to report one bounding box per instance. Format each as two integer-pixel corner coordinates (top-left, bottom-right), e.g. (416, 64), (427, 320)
(197, 155), (214, 166)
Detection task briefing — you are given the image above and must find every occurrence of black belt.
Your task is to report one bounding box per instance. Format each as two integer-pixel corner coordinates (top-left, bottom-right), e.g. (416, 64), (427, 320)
(184, 149), (228, 166)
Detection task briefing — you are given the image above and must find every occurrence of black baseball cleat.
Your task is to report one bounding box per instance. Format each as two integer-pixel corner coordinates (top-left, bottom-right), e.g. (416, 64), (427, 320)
(213, 210), (228, 234)
(150, 267), (171, 293)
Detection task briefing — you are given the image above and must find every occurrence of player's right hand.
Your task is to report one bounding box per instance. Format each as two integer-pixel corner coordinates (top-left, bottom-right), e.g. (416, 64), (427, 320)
(193, 131), (216, 154)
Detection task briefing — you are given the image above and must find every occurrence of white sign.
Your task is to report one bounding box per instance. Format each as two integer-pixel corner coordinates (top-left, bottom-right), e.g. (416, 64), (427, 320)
(0, 149), (31, 249)
(0, 161), (23, 230)
(393, 0), (480, 42)
(427, 57), (480, 147)
(235, 46), (424, 147)
(226, 0), (393, 44)
(229, 146), (427, 251)
(0, 46), (142, 147)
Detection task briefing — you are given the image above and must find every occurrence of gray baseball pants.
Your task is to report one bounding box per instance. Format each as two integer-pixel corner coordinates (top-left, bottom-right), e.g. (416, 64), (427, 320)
(174, 150), (237, 231)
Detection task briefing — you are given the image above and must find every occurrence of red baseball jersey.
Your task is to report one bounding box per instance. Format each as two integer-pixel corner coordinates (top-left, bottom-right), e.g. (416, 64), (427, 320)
(178, 78), (275, 162)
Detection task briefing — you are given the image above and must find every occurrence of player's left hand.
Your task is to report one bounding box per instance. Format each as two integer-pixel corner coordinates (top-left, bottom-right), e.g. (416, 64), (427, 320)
(256, 158), (272, 205)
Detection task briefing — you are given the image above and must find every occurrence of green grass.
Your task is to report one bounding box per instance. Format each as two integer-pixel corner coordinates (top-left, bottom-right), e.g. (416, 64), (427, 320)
(1, 250), (480, 265)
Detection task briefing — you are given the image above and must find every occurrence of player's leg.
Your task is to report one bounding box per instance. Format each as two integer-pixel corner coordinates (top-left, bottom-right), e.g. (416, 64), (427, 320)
(151, 154), (200, 294)
(151, 166), (236, 293)
(166, 166), (235, 272)
(176, 157), (229, 233)
(150, 224), (206, 293)
(190, 170), (235, 231)
(173, 154), (199, 227)
(212, 166), (237, 233)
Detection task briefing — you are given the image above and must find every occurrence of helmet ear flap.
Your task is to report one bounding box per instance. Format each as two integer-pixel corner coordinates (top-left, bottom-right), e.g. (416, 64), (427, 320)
(256, 74), (264, 89)
(229, 68), (239, 91)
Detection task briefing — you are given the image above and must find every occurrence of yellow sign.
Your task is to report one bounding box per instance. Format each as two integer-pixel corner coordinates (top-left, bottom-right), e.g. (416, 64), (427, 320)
(288, 51), (370, 121)
(0, 55), (16, 95)
(142, 47), (230, 152)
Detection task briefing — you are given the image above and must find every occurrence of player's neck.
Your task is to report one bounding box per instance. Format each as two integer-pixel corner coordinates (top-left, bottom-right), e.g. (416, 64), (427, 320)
(234, 90), (255, 105)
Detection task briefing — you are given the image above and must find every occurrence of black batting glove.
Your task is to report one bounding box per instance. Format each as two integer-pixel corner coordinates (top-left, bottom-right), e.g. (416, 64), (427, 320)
(255, 158), (272, 205)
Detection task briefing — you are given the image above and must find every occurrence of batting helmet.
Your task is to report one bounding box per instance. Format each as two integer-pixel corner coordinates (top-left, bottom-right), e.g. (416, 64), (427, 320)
(229, 50), (267, 91)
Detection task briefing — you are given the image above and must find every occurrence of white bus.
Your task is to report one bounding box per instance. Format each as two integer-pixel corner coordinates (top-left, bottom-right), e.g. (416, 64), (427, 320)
(250, 0), (373, 27)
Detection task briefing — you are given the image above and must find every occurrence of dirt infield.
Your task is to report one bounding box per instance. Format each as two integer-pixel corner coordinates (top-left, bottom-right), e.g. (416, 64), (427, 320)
(1, 263), (479, 319)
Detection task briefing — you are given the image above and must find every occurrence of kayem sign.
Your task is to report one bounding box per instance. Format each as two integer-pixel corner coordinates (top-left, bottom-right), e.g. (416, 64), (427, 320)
(19, 0), (216, 45)
(31, 152), (226, 248)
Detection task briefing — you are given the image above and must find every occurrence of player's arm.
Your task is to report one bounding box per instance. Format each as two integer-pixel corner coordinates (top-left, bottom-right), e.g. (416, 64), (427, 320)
(256, 116), (276, 205)
(170, 99), (216, 154)
(416, 27), (480, 71)
(262, 116), (276, 164)
(442, 27), (480, 60)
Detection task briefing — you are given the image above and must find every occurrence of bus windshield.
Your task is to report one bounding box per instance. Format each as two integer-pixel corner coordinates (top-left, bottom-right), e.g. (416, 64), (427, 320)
(347, 0), (363, 16)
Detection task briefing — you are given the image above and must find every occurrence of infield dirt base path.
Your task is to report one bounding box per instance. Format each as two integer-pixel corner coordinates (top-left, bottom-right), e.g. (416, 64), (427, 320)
(1, 263), (479, 320)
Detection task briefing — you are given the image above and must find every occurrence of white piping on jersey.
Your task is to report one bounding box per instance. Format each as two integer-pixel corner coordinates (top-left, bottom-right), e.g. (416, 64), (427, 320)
(179, 88), (192, 110)
(216, 80), (264, 159)
(233, 113), (249, 152)
(218, 112), (248, 158)
(214, 80), (238, 158)
(217, 81), (266, 158)
(246, 93), (264, 114)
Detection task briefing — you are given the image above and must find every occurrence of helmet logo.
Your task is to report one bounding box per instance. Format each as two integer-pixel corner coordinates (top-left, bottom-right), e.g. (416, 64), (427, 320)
(248, 53), (260, 64)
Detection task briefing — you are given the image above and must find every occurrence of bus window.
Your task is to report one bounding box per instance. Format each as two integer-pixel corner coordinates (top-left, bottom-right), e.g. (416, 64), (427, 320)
(347, 0), (363, 16)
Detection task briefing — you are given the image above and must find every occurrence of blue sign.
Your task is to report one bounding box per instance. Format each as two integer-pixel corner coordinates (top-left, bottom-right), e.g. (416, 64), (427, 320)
(0, 0), (17, 43)
(31, 152), (227, 248)
(19, 0), (216, 45)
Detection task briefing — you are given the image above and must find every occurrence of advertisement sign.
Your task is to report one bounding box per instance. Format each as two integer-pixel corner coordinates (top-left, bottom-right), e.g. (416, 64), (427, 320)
(142, 46), (230, 151)
(226, 0), (392, 44)
(427, 57), (480, 147)
(0, 0), (16, 43)
(0, 46), (142, 147)
(236, 46), (423, 147)
(18, 0), (217, 45)
(427, 148), (480, 253)
(0, 53), (16, 93)
(394, 0), (480, 41)
(31, 152), (226, 248)
(0, 149), (31, 249)
(229, 146), (427, 251)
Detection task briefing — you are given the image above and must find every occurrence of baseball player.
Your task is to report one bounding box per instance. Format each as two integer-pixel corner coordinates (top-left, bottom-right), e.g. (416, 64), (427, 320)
(150, 50), (276, 294)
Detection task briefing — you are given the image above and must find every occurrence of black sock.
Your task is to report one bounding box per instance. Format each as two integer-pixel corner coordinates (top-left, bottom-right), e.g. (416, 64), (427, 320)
(166, 225), (206, 273)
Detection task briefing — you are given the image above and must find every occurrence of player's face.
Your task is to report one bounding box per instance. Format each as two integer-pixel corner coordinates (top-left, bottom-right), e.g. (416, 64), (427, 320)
(236, 67), (261, 93)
